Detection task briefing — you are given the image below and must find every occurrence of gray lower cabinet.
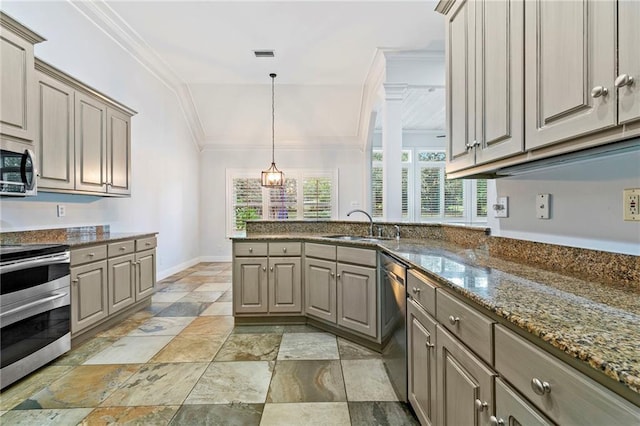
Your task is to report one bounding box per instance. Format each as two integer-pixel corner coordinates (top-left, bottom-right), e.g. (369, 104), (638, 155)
(407, 298), (437, 426)
(437, 324), (496, 426)
(336, 262), (376, 338)
(268, 257), (302, 313)
(305, 257), (337, 323)
(493, 378), (553, 426)
(107, 254), (135, 314)
(233, 257), (268, 314)
(136, 248), (156, 300)
(71, 258), (109, 333)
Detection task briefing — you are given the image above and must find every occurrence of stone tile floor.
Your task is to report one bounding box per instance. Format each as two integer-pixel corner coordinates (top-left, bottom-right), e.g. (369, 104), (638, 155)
(0, 262), (419, 425)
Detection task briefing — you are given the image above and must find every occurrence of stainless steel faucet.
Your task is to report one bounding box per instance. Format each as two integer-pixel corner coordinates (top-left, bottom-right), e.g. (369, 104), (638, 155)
(394, 225), (400, 240)
(347, 209), (374, 237)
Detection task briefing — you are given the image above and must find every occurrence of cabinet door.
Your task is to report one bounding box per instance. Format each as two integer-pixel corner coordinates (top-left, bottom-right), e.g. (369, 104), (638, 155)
(233, 257), (268, 314)
(305, 258), (337, 323)
(474, 0), (524, 165)
(75, 92), (107, 192)
(135, 249), (156, 300)
(336, 263), (377, 338)
(106, 107), (131, 195)
(70, 260), (108, 334)
(268, 257), (302, 313)
(617, 1), (640, 125)
(35, 71), (75, 190)
(494, 378), (554, 426)
(437, 325), (495, 426)
(0, 27), (36, 142)
(446, 0), (477, 172)
(407, 299), (438, 426)
(524, 0), (616, 149)
(108, 254), (135, 314)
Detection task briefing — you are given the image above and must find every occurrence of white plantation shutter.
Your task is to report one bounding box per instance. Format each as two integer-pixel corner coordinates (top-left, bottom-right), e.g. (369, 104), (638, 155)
(303, 176), (333, 219)
(371, 150), (411, 219)
(420, 167), (442, 218)
(371, 166), (383, 218)
(475, 179), (487, 218)
(268, 178), (297, 220)
(231, 177), (263, 232)
(402, 167), (409, 219)
(444, 178), (464, 218)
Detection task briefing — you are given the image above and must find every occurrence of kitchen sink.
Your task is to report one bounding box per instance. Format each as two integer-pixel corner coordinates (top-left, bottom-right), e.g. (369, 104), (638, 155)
(323, 235), (393, 242)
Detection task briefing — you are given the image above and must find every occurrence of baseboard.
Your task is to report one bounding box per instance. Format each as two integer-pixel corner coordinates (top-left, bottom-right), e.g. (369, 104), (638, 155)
(198, 255), (233, 263)
(158, 256), (232, 280)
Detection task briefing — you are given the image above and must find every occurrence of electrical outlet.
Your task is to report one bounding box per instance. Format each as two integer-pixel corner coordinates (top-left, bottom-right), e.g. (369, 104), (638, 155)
(493, 197), (508, 218)
(537, 194), (550, 219)
(57, 204), (66, 218)
(623, 188), (640, 221)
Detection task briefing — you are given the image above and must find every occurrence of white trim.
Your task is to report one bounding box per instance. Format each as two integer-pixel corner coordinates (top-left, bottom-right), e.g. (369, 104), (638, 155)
(158, 257), (201, 280)
(198, 256), (233, 263)
(69, 0), (205, 150)
(201, 141), (363, 152)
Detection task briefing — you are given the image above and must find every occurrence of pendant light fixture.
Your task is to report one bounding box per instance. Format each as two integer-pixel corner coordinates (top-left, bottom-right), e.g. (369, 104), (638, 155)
(261, 73), (284, 187)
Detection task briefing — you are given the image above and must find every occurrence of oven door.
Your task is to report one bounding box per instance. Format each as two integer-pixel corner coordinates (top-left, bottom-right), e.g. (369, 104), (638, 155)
(0, 148), (37, 196)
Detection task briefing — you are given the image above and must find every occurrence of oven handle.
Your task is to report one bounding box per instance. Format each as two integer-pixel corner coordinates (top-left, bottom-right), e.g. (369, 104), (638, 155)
(0, 292), (67, 319)
(0, 252), (70, 274)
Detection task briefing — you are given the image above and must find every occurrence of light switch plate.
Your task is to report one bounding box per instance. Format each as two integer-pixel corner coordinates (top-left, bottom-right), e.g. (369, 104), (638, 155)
(536, 194), (550, 219)
(493, 197), (508, 218)
(623, 188), (640, 221)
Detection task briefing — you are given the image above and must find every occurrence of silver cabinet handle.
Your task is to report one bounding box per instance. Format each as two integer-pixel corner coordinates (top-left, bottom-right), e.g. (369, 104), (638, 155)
(615, 74), (634, 88)
(337, 274), (341, 279)
(249, 247), (253, 253)
(465, 141), (474, 151)
(145, 242), (152, 246)
(591, 86), (608, 98)
(120, 246), (126, 251)
(474, 399), (488, 411)
(330, 272), (335, 277)
(425, 342), (435, 349)
(531, 378), (551, 395)
(412, 287), (421, 294)
(489, 416), (504, 426)
(262, 266), (266, 272)
(88, 253), (95, 257)
(270, 266), (274, 272)
(282, 247), (287, 253)
(448, 315), (460, 325)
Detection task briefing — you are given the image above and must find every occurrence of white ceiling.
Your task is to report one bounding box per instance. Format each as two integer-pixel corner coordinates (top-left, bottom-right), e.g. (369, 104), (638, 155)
(87, 1), (446, 148)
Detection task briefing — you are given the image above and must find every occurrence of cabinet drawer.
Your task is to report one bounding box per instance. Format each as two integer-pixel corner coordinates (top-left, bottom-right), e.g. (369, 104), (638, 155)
(305, 242), (336, 260)
(495, 378), (553, 426)
(436, 289), (494, 363)
(108, 240), (135, 257)
(136, 236), (157, 251)
(407, 269), (437, 317)
(71, 245), (107, 266)
(234, 242), (268, 257)
(269, 242), (301, 256)
(494, 325), (640, 425)
(337, 246), (376, 267)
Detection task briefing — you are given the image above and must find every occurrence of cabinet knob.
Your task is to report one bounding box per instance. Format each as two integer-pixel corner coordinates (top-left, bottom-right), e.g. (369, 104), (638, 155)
(282, 247), (287, 253)
(145, 242), (152, 246)
(337, 273), (341, 279)
(72, 279), (79, 285)
(531, 377), (551, 395)
(615, 74), (634, 88)
(448, 315), (460, 325)
(262, 266), (266, 272)
(590, 86), (608, 98)
(465, 141), (474, 151)
(474, 399), (488, 411)
(412, 287), (421, 294)
(119, 246), (126, 251)
(270, 266), (274, 272)
(330, 272), (335, 278)
(249, 247), (253, 253)
(489, 416), (505, 426)
(425, 342), (435, 349)
(88, 253), (95, 257)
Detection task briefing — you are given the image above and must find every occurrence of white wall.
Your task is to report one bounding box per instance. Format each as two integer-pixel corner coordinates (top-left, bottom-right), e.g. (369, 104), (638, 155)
(200, 146), (366, 260)
(487, 147), (640, 255)
(0, 2), (201, 278)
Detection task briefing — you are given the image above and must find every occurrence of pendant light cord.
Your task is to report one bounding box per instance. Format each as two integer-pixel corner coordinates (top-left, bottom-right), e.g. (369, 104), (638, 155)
(270, 73), (276, 164)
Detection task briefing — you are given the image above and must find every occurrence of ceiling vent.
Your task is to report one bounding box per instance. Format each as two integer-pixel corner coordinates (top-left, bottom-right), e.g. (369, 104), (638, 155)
(253, 50), (275, 58)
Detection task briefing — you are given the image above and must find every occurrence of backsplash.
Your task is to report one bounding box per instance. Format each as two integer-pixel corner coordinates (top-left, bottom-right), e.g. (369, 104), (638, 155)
(0, 225), (110, 244)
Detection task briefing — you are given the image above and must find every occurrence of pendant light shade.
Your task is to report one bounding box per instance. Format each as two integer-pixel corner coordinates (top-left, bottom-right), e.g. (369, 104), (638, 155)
(261, 73), (284, 187)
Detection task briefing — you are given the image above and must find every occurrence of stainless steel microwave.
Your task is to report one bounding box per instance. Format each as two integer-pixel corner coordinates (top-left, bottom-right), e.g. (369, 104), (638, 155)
(0, 147), (37, 196)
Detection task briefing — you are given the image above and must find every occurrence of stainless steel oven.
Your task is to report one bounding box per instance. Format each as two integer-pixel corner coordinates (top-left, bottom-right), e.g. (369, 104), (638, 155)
(0, 244), (71, 389)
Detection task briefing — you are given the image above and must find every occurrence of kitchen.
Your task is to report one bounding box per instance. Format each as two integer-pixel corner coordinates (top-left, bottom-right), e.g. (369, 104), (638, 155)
(1, 0), (639, 425)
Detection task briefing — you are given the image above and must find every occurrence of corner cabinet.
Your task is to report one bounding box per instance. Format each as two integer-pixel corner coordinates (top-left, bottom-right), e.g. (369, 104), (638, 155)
(35, 59), (135, 196)
(0, 12), (45, 144)
(444, 0), (524, 173)
(233, 241), (303, 316)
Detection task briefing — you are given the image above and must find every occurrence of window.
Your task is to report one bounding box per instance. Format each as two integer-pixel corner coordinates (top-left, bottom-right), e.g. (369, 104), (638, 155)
(371, 150), (411, 219)
(372, 148), (487, 222)
(228, 170), (338, 235)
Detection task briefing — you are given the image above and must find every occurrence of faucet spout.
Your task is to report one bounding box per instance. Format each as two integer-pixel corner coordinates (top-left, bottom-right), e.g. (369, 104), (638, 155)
(347, 209), (374, 237)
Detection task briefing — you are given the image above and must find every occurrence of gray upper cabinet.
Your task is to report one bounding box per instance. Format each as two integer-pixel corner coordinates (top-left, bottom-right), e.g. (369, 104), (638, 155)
(617, 1), (640, 125)
(0, 12), (44, 144)
(445, 0), (524, 173)
(107, 107), (131, 195)
(524, 0), (616, 149)
(35, 69), (75, 190)
(75, 91), (108, 193)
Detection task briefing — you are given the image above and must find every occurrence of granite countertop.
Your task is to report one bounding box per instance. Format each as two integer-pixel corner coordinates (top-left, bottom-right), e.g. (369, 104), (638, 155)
(1, 231), (157, 248)
(234, 234), (640, 399)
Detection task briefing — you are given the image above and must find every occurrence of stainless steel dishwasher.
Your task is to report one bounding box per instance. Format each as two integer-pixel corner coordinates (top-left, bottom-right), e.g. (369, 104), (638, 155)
(380, 252), (408, 402)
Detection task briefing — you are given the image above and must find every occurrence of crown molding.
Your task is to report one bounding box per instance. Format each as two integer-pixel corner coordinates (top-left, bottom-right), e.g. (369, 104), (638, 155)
(200, 139), (363, 152)
(69, 0), (205, 150)
(0, 11), (46, 44)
